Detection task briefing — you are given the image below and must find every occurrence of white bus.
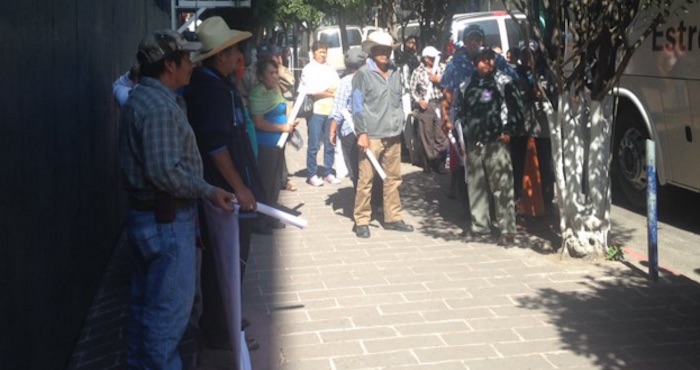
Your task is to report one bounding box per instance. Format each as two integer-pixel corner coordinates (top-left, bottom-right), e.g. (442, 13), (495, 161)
(613, 2), (700, 207)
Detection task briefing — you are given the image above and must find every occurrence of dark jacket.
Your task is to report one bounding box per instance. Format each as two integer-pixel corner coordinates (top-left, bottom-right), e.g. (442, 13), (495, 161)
(184, 67), (266, 204)
(459, 70), (523, 145)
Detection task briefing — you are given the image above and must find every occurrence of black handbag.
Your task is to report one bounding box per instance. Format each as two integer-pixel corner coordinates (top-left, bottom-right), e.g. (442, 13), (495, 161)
(298, 94), (314, 119)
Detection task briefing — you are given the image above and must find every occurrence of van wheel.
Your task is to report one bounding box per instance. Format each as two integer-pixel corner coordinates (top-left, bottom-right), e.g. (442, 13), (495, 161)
(612, 110), (650, 209)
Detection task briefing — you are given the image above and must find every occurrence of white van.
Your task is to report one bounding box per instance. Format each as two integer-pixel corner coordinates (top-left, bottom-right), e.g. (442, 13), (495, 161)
(313, 25), (378, 72)
(450, 11), (527, 54)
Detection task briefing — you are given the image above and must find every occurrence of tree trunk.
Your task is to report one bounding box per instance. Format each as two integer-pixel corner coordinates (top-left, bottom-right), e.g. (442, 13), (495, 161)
(549, 89), (614, 258)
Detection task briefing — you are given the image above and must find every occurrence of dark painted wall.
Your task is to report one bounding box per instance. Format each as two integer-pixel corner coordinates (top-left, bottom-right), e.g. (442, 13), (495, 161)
(0, 1), (169, 368)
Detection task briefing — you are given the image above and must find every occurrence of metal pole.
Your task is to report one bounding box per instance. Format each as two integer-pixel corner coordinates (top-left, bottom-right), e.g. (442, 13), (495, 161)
(646, 139), (658, 281)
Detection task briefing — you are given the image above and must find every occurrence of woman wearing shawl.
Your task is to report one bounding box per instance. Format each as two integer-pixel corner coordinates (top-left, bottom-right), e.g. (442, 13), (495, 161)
(249, 59), (298, 211)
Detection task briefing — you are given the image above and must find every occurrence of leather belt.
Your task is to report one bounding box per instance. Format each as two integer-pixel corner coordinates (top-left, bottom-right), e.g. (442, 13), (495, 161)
(128, 197), (195, 212)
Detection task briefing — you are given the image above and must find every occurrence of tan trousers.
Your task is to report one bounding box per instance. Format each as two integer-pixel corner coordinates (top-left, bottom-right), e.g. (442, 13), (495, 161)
(354, 136), (403, 225)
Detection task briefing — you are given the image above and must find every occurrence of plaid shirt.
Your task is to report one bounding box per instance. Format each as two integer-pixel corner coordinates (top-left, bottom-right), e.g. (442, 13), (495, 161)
(119, 77), (214, 201)
(329, 73), (355, 137)
(409, 63), (445, 103)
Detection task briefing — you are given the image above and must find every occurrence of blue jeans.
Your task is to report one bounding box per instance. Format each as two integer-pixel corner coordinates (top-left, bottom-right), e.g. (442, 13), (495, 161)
(126, 206), (197, 370)
(306, 113), (334, 179)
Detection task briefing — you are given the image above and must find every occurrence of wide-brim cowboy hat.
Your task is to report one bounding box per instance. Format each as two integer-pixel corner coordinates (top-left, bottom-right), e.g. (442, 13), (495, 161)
(361, 31), (399, 55)
(190, 16), (252, 63)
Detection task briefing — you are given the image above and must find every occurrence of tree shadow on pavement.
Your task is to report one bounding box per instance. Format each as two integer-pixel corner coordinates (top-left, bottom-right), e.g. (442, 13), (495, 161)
(515, 265), (700, 369)
(399, 170), (470, 242)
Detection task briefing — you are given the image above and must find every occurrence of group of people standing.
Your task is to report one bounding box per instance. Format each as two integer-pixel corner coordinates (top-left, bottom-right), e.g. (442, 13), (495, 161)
(393, 25), (556, 246)
(116, 16), (316, 370)
(116, 15), (556, 369)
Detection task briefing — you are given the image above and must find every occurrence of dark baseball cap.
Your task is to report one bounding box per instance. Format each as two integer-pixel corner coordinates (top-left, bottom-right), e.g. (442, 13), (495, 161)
(344, 48), (367, 69)
(137, 29), (201, 65)
(463, 24), (485, 40)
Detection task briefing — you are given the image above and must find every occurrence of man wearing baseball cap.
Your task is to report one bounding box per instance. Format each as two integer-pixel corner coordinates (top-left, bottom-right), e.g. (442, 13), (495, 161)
(440, 24), (516, 134)
(120, 29), (235, 370)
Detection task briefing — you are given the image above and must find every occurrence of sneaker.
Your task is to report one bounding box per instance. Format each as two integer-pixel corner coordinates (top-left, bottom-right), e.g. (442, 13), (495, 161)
(324, 174), (342, 184)
(307, 175), (324, 187)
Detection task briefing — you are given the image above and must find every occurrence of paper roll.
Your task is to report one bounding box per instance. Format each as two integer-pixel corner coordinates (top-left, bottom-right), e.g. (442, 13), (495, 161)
(365, 149), (387, 180)
(277, 88), (308, 148)
(256, 202), (308, 229)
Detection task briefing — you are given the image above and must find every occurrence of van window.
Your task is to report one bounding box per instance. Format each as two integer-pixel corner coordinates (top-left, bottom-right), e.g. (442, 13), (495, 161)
(319, 30), (340, 48)
(505, 18), (526, 52)
(347, 29), (362, 47)
(459, 20), (501, 50)
(318, 28), (363, 48)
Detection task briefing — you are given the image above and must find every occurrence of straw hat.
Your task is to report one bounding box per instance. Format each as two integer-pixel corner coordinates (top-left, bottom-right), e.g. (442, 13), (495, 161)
(190, 16), (251, 63)
(361, 31), (399, 55)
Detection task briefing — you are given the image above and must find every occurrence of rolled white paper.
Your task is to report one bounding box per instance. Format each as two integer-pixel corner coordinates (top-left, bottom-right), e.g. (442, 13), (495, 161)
(256, 202), (308, 229)
(455, 121), (467, 167)
(454, 122), (468, 180)
(277, 87), (309, 148)
(447, 130), (457, 145)
(433, 55), (441, 70)
(340, 108), (355, 133)
(365, 149), (387, 180)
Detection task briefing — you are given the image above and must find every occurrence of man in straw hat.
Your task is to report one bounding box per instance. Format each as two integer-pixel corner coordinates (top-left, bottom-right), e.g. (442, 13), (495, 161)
(351, 31), (415, 238)
(119, 29), (235, 370)
(183, 16), (262, 368)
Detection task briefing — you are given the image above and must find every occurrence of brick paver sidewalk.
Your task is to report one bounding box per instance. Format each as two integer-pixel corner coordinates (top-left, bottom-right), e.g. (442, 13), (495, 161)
(68, 130), (700, 370)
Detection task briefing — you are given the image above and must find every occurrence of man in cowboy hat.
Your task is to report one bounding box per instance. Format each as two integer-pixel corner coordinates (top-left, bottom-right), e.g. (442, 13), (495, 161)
(119, 29), (235, 370)
(183, 16), (262, 368)
(351, 31), (415, 238)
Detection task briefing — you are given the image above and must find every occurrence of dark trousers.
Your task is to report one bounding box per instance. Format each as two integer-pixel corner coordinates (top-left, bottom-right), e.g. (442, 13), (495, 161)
(340, 132), (359, 189)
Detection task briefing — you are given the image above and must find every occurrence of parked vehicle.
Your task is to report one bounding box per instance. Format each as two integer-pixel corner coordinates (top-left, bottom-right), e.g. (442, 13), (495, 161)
(450, 11), (527, 55)
(609, 2), (700, 207)
(304, 25), (378, 73)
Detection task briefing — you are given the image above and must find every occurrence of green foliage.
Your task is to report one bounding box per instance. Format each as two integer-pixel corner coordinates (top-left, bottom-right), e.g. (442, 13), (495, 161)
(605, 244), (625, 261)
(506, 0), (697, 101)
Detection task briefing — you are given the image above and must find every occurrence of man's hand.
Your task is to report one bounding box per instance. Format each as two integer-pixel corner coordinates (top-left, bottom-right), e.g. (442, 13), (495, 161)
(357, 133), (369, 151)
(329, 129), (337, 146)
(442, 118), (453, 134)
(235, 185), (257, 211)
(429, 73), (441, 84)
(209, 187), (236, 211)
(500, 133), (511, 146)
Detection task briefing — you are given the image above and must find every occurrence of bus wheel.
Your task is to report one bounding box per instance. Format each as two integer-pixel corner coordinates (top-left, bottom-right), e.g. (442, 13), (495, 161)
(612, 112), (649, 209)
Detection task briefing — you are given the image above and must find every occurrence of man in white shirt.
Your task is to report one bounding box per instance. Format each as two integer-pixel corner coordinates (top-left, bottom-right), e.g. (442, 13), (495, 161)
(300, 41), (341, 186)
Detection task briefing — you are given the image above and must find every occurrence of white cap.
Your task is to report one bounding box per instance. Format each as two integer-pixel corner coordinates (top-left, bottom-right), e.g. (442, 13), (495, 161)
(421, 46), (440, 58)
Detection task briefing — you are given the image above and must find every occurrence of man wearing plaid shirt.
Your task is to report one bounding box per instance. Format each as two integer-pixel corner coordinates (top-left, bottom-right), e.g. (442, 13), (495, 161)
(119, 29), (235, 369)
(329, 49), (367, 189)
(410, 46), (448, 173)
